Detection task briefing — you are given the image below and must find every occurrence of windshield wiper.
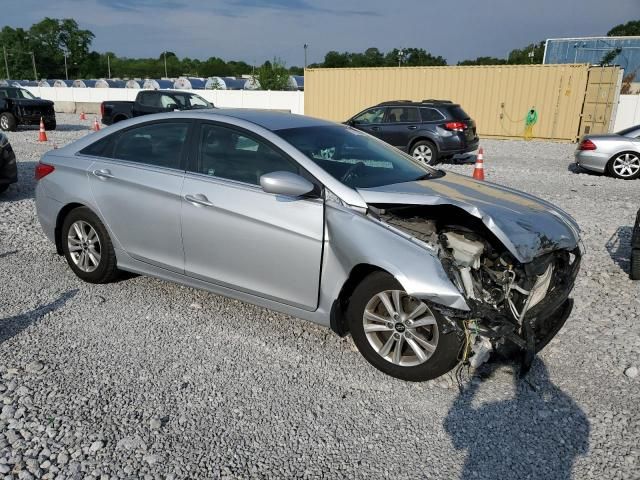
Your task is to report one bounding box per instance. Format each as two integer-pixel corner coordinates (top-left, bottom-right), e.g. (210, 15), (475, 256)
(414, 170), (444, 181)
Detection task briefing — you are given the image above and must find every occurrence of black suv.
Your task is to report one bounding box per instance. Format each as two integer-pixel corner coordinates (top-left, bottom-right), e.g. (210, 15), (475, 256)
(346, 100), (478, 165)
(0, 87), (56, 132)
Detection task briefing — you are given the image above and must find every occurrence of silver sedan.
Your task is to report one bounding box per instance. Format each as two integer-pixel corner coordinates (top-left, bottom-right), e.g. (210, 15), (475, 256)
(575, 125), (640, 179)
(35, 110), (581, 381)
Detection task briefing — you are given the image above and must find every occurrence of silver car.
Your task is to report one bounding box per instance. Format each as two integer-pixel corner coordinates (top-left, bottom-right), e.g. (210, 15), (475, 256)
(575, 125), (640, 179)
(35, 110), (581, 381)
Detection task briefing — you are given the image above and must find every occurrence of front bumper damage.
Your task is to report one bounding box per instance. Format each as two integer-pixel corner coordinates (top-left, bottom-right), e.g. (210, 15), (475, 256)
(372, 203), (582, 374)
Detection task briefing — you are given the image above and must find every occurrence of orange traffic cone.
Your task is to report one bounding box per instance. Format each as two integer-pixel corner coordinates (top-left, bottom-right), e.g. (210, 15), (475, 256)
(80, 111), (86, 120)
(38, 117), (48, 142)
(93, 118), (100, 132)
(472, 148), (485, 181)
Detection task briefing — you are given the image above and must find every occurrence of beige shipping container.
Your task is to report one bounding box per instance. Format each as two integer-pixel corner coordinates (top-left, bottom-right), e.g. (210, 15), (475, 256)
(304, 64), (620, 141)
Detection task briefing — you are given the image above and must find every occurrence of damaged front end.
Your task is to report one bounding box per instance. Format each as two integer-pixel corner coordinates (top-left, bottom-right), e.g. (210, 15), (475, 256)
(372, 204), (581, 373)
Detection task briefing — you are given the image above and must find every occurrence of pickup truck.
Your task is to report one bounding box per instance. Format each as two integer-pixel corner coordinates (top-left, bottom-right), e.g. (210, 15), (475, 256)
(0, 87), (56, 131)
(101, 90), (214, 125)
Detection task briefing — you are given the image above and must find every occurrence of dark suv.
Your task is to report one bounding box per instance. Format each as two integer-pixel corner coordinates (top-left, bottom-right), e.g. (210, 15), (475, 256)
(345, 100), (478, 165)
(0, 87), (56, 131)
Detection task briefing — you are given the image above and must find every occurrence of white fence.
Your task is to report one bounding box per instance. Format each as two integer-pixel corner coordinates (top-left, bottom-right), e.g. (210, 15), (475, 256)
(613, 95), (640, 132)
(23, 87), (305, 115)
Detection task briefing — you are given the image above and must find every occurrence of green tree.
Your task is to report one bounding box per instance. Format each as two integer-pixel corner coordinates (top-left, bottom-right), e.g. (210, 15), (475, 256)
(457, 56), (507, 66)
(257, 58), (290, 90)
(507, 41), (545, 64)
(607, 20), (640, 36)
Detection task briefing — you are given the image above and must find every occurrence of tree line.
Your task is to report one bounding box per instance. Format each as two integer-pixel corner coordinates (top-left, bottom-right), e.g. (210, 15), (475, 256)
(1, 17), (638, 84)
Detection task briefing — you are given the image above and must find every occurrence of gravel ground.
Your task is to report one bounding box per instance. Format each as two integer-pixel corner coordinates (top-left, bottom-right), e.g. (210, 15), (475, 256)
(0, 113), (639, 479)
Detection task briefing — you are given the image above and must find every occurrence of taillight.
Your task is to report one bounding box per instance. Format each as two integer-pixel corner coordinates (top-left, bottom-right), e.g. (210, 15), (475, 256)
(578, 139), (597, 151)
(35, 162), (55, 181)
(100, 102), (105, 117)
(444, 121), (467, 132)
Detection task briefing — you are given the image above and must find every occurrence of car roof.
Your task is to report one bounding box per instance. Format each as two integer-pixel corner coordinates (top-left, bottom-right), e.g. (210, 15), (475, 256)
(198, 109), (336, 131)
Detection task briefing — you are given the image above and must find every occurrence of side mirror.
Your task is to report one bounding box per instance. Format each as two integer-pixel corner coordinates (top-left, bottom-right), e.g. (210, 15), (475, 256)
(260, 171), (314, 197)
(165, 103), (178, 110)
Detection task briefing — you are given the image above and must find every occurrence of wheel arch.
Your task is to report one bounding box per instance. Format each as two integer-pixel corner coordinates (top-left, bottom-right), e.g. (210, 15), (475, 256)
(408, 135), (439, 154)
(54, 202), (87, 255)
(329, 263), (395, 337)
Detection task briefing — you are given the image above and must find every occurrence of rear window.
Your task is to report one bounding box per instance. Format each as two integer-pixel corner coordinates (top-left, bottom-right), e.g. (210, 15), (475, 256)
(447, 106), (470, 120)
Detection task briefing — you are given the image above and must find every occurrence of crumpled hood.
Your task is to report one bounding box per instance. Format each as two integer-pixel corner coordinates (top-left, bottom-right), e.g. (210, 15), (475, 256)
(357, 171), (580, 264)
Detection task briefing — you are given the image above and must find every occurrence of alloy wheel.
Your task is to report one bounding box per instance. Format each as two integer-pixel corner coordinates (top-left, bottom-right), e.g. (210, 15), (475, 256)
(0, 116), (8, 130)
(67, 220), (102, 273)
(363, 290), (439, 367)
(412, 145), (433, 165)
(612, 153), (640, 178)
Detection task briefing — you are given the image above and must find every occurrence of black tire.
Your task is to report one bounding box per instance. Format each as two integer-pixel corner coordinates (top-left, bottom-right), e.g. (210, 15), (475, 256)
(0, 113), (17, 132)
(347, 271), (464, 381)
(61, 207), (119, 283)
(45, 120), (56, 131)
(631, 249), (640, 280)
(0, 183), (9, 194)
(607, 152), (640, 180)
(410, 140), (439, 166)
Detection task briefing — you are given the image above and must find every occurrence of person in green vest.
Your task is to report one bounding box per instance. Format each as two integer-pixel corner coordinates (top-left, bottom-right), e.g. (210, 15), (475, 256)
(524, 107), (538, 140)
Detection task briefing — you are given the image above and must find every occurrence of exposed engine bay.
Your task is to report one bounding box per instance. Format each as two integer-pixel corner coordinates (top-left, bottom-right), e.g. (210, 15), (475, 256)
(370, 204), (581, 372)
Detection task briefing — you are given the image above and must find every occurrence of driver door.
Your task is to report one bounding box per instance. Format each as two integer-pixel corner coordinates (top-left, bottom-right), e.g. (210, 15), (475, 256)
(351, 107), (387, 140)
(180, 122), (325, 310)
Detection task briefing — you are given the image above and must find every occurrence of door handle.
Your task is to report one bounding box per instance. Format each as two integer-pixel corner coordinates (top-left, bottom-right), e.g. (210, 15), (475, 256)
(408, 125), (418, 130)
(371, 126), (381, 131)
(184, 194), (215, 207)
(92, 169), (114, 179)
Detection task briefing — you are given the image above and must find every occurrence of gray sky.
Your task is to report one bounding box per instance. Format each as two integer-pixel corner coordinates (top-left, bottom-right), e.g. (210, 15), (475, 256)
(3, 0), (639, 65)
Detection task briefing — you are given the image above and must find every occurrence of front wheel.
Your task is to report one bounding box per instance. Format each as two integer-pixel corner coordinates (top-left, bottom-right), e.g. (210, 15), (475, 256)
(347, 272), (463, 381)
(410, 140), (438, 166)
(61, 207), (119, 283)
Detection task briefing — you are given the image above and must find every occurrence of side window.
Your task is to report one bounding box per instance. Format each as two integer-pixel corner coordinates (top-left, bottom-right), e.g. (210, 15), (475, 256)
(111, 122), (189, 169)
(138, 92), (150, 106)
(160, 95), (179, 109)
(0, 90), (7, 99)
(353, 107), (386, 125)
(420, 108), (445, 122)
(387, 107), (419, 123)
(196, 123), (299, 186)
(79, 135), (114, 157)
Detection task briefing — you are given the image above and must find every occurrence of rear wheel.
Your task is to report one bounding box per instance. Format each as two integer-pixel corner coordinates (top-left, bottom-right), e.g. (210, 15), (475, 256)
(0, 184), (9, 194)
(608, 152), (640, 180)
(45, 120), (56, 131)
(410, 140), (438, 166)
(347, 272), (463, 381)
(61, 207), (119, 283)
(0, 113), (17, 132)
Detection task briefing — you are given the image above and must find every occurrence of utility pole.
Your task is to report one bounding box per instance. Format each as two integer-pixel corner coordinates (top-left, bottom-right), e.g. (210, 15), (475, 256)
(64, 52), (69, 80)
(107, 55), (111, 79)
(304, 44), (308, 70)
(2, 46), (9, 79)
(163, 51), (168, 78)
(30, 52), (37, 80)
(398, 49), (404, 67)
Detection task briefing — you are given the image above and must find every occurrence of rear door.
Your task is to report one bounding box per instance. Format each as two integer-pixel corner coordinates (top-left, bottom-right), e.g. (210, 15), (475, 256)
(381, 106), (421, 149)
(180, 122), (324, 310)
(86, 120), (193, 272)
(351, 107), (387, 140)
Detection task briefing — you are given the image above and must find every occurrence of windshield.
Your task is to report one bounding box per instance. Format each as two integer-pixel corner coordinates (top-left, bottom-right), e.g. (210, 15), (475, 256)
(276, 125), (435, 188)
(0, 88), (37, 100)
